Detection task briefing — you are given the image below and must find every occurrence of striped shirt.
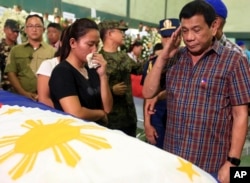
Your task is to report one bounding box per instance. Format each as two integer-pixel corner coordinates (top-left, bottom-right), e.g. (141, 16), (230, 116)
(163, 41), (250, 173)
(219, 33), (247, 58)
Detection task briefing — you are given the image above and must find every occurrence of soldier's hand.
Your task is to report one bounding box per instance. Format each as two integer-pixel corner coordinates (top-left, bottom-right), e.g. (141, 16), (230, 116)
(24, 92), (38, 101)
(112, 82), (127, 96)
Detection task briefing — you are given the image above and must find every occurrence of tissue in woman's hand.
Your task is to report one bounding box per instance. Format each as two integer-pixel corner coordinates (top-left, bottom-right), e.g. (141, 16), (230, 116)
(86, 53), (99, 69)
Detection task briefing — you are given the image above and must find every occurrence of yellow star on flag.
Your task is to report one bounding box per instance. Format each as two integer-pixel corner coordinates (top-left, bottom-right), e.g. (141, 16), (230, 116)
(1, 108), (22, 115)
(177, 157), (200, 181)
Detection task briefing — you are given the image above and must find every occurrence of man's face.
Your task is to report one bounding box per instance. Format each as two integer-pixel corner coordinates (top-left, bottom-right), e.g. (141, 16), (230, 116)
(109, 29), (125, 46)
(47, 27), (61, 45)
(25, 17), (45, 41)
(213, 16), (225, 39)
(4, 27), (19, 43)
(181, 14), (216, 55)
(133, 45), (143, 57)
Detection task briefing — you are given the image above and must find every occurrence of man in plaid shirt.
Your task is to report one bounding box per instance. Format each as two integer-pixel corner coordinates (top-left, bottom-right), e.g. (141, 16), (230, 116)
(143, 1), (250, 183)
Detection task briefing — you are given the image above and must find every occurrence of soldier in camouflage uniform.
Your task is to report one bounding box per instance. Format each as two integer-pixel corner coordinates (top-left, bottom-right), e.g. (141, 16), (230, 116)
(0, 19), (19, 90)
(99, 21), (145, 137)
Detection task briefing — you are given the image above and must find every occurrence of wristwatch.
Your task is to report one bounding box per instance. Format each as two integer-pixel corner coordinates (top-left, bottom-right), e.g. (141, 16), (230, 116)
(227, 156), (241, 166)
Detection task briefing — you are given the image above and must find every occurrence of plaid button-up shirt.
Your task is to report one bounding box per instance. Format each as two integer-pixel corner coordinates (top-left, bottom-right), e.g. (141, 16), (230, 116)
(163, 41), (250, 173)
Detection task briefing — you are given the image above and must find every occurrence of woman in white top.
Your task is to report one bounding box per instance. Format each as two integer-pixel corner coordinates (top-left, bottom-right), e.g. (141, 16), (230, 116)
(36, 27), (68, 107)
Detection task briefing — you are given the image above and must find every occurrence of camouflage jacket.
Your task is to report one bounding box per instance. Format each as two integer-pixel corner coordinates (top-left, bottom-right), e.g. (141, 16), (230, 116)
(0, 39), (16, 90)
(100, 49), (145, 131)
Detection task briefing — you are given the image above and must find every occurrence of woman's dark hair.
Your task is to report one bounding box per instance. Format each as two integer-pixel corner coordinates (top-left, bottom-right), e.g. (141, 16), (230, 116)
(128, 40), (143, 53)
(60, 18), (99, 61)
(25, 14), (44, 25)
(54, 26), (69, 58)
(179, 0), (216, 27)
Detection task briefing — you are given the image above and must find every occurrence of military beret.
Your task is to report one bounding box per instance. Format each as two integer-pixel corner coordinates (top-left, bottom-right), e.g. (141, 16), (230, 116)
(236, 41), (245, 47)
(205, 0), (228, 19)
(98, 20), (128, 31)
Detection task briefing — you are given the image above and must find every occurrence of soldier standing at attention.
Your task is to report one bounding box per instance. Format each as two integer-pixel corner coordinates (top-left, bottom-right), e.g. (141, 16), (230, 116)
(99, 21), (145, 137)
(0, 19), (19, 90)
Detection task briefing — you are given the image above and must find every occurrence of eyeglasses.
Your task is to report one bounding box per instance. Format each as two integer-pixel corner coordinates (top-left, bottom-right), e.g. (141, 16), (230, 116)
(26, 25), (43, 29)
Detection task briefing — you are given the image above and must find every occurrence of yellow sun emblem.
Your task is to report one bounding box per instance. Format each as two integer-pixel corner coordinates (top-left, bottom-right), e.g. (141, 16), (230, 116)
(1, 108), (22, 115)
(0, 118), (111, 180)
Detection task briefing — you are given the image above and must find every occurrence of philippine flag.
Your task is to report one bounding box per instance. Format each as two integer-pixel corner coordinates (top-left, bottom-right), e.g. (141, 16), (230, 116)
(0, 90), (216, 183)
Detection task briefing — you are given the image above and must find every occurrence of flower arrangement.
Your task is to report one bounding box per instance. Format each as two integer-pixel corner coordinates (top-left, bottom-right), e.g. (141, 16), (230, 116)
(122, 32), (160, 61)
(123, 34), (132, 51)
(140, 35), (151, 60)
(150, 28), (162, 46)
(0, 7), (28, 41)
(123, 34), (151, 60)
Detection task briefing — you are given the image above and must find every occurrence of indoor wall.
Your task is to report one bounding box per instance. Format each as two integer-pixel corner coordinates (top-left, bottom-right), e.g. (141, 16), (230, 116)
(0, 0), (249, 39)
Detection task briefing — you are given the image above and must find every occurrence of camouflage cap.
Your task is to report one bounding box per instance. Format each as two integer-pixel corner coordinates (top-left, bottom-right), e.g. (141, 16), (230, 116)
(98, 20), (128, 31)
(4, 19), (20, 32)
